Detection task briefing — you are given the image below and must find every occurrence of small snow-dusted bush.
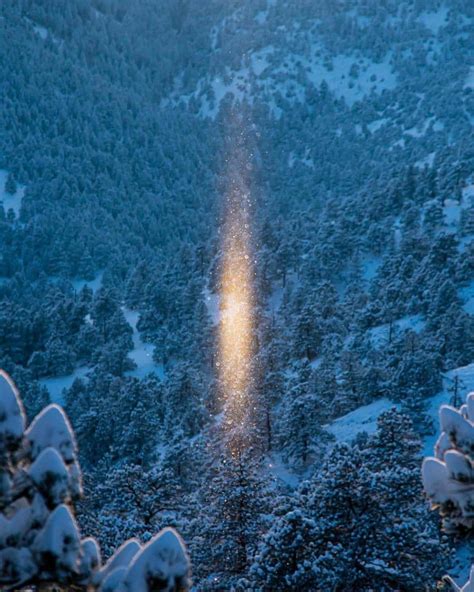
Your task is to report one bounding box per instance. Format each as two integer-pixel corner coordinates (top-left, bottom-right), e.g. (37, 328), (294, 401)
(422, 391), (474, 533)
(0, 370), (191, 591)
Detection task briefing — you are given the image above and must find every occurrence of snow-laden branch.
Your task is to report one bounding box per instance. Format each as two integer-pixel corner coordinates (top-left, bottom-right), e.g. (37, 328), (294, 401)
(422, 391), (474, 591)
(0, 370), (191, 591)
(422, 392), (474, 532)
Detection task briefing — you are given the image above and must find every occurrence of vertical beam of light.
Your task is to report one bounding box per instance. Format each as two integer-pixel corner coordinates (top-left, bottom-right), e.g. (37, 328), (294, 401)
(218, 120), (256, 450)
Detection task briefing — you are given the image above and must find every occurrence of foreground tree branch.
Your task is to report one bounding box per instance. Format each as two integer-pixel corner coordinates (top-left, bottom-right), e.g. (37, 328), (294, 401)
(0, 370), (191, 592)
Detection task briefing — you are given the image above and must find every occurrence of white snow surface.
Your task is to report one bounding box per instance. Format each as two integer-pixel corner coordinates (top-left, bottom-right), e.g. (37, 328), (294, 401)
(203, 286), (220, 325)
(464, 181), (474, 202)
(165, 40), (397, 118)
(362, 256), (381, 281)
(33, 24), (48, 39)
(367, 314), (425, 347)
(29, 447), (69, 505)
(29, 447), (69, 483)
(72, 270), (104, 293)
(26, 404), (77, 463)
(418, 5), (449, 34)
(266, 453), (300, 488)
(123, 528), (189, 592)
(460, 281), (474, 315)
(367, 117), (389, 134)
(444, 198), (463, 227)
(0, 169), (25, 216)
(0, 370), (25, 442)
(39, 366), (90, 405)
(79, 538), (101, 579)
(94, 539), (141, 587)
(415, 152), (436, 169)
(464, 66), (474, 90)
(32, 505), (81, 571)
(325, 398), (400, 444)
(0, 505), (32, 548)
(100, 566), (128, 592)
(0, 547), (36, 584)
(122, 308), (165, 380)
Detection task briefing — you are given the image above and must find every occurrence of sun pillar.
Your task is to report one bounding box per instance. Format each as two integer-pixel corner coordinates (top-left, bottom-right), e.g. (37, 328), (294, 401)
(218, 123), (256, 452)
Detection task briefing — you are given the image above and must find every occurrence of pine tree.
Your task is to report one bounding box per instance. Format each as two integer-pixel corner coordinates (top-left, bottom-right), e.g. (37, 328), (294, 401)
(194, 450), (269, 589)
(0, 370), (191, 591)
(252, 410), (450, 591)
(4, 172), (17, 195)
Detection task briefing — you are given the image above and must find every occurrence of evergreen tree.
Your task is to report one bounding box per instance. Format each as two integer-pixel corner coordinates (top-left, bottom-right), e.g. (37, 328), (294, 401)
(0, 370), (191, 591)
(4, 172), (17, 195)
(194, 450), (269, 589)
(252, 410), (450, 591)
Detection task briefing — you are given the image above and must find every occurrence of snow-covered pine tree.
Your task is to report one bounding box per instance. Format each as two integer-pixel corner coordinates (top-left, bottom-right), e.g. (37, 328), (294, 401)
(192, 449), (269, 590)
(251, 409), (449, 591)
(422, 391), (474, 533)
(0, 370), (191, 591)
(4, 172), (17, 195)
(422, 392), (474, 592)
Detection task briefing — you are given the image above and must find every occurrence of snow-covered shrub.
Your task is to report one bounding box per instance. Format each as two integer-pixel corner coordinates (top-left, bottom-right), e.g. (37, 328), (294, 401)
(0, 370), (191, 591)
(422, 391), (474, 533)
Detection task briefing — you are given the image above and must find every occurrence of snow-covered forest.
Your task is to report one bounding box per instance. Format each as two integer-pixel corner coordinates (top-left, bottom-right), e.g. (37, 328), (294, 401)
(1, 0), (474, 589)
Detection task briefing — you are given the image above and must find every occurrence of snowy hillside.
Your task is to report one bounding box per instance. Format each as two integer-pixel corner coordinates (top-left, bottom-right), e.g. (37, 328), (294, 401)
(1, 0), (474, 589)
(326, 363), (474, 456)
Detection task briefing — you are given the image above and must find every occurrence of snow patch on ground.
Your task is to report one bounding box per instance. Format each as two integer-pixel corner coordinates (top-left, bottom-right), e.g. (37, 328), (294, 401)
(33, 24), (48, 39)
(459, 235), (474, 254)
(25, 17), (61, 44)
(362, 256), (381, 281)
(255, 0), (277, 25)
(122, 307), (165, 380)
(367, 118), (388, 134)
(459, 280), (474, 315)
(415, 152), (436, 169)
(288, 147), (314, 169)
(165, 41), (397, 118)
(464, 66), (474, 90)
(203, 286), (220, 325)
(72, 271), (104, 294)
(251, 45), (274, 76)
(418, 5), (449, 34)
(266, 453), (300, 488)
(326, 398), (400, 444)
(404, 117), (442, 138)
(39, 367), (90, 405)
(0, 170), (25, 216)
(268, 283), (284, 313)
(304, 50), (397, 108)
(367, 315), (425, 347)
(444, 198), (462, 227)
